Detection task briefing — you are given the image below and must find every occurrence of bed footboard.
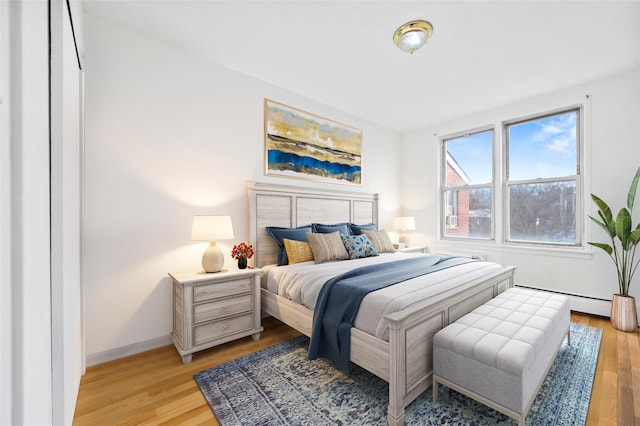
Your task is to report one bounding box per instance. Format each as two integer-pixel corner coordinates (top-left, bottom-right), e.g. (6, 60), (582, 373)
(383, 265), (515, 425)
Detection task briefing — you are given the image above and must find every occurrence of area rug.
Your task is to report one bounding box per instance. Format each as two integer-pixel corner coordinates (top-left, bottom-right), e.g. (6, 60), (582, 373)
(194, 323), (602, 425)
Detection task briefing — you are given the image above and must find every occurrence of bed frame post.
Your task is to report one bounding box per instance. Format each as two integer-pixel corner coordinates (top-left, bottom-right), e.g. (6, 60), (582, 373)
(387, 319), (407, 426)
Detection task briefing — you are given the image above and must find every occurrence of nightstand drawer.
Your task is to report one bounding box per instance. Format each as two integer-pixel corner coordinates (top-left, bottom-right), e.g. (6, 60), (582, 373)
(194, 313), (253, 346)
(193, 277), (253, 302)
(193, 294), (253, 324)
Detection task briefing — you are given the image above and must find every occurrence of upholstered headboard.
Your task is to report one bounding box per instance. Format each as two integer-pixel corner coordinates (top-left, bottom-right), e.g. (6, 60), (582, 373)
(247, 181), (379, 268)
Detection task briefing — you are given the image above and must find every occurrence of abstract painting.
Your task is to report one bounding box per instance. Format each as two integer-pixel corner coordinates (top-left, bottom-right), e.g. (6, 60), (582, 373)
(264, 99), (363, 185)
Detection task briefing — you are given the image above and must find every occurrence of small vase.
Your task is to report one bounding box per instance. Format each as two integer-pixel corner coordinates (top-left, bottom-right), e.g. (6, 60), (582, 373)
(610, 294), (638, 332)
(237, 257), (248, 269)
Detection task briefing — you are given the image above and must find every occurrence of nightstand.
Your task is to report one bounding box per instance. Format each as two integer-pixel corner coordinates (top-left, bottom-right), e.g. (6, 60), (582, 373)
(397, 246), (427, 253)
(169, 268), (263, 364)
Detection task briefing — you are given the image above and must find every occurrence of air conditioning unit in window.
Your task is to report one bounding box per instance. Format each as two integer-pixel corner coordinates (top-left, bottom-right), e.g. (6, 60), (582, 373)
(448, 215), (458, 228)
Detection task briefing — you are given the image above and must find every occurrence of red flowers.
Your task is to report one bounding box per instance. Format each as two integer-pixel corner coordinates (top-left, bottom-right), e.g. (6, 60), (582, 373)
(231, 242), (254, 260)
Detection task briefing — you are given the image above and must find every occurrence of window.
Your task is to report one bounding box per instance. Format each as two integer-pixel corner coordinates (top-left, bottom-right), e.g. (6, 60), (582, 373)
(442, 129), (493, 239)
(506, 109), (580, 245)
(441, 106), (582, 247)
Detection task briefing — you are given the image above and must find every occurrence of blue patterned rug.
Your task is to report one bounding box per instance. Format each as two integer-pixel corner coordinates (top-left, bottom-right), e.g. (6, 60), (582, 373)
(194, 323), (602, 425)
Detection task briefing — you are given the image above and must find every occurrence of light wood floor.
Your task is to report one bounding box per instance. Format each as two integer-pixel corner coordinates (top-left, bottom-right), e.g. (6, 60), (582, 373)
(73, 313), (639, 426)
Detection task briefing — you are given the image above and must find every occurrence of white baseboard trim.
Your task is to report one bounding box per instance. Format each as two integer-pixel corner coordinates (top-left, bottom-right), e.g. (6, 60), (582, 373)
(85, 335), (172, 367)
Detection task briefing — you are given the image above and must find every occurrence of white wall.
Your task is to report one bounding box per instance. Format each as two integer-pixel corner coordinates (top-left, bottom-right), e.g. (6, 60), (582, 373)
(83, 14), (402, 363)
(403, 68), (640, 317)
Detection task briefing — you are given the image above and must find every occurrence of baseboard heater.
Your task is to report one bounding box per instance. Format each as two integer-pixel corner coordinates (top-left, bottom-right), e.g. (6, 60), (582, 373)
(515, 284), (613, 319)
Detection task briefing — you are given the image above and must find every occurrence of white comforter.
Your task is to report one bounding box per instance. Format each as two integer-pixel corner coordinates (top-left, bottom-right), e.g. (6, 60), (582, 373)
(262, 253), (503, 340)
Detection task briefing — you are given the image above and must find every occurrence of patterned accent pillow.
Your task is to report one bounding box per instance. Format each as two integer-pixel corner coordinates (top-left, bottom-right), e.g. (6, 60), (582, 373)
(363, 229), (396, 253)
(283, 238), (314, 264)
(341, 234), (379, 259)
(306, 231), (349, 263)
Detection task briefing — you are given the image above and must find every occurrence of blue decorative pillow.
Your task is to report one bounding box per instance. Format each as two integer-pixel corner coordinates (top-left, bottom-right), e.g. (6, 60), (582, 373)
(312, 222), (351, 235)
(266, 225), (313, 265)
(340, 234), (379, 259)
(349, 223), (377, 235)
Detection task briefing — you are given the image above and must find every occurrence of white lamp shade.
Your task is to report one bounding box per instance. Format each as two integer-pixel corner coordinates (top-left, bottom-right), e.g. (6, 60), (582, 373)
(393, 216), (416, 231)
(191, 215), (234, 241)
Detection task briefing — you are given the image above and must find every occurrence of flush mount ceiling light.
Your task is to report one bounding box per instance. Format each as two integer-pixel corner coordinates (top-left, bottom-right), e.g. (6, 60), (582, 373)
(393, 20), (434, 54)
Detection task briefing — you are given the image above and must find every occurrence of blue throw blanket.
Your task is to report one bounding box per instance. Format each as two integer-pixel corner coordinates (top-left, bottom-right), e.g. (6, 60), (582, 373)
(308, 255), (475, 373)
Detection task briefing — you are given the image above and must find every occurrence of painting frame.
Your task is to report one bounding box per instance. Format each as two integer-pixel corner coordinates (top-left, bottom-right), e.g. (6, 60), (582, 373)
(264, 99), (363, 185)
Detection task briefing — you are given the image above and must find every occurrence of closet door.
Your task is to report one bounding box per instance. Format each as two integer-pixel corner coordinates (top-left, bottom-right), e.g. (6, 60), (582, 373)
(50, 1), (84, 424)
(2, 1), (52, 424)
(0, 2), (9, 424)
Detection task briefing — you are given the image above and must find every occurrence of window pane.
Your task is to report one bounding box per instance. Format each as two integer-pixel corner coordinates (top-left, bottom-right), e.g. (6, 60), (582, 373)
(443, 188), (491, 239)
(445, 130), (493, 185)
(509, 181), (576, 244)
(508, 111), (577, 181)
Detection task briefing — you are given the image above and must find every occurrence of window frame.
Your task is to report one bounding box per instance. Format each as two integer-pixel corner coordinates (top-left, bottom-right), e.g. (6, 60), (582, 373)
(439, 104), (585, 249)
(503, 106), (583, 247)
(440, 126), (495, 241)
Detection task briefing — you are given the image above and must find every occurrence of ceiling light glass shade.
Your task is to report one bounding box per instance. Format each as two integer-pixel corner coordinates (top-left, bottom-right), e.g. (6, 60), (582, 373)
(393, 20), (433, 54)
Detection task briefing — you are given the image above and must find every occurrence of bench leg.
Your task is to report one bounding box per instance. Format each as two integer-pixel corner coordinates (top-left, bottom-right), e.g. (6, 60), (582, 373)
(567, 328), (571, 346)
(432, 377), (439, 403)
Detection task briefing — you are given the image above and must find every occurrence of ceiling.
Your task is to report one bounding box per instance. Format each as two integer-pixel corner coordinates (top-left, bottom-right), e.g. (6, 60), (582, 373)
(82, 1), (640, 133)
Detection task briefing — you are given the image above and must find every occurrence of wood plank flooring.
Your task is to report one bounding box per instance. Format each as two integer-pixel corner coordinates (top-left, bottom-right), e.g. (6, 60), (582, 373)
(73, 313), (638, 426)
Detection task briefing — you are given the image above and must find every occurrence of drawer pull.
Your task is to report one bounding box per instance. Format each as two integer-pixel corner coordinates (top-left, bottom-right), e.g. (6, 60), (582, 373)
(223, 304), (229, 310)
(223, 324), (230, 330)
(199, 290), (209, 296)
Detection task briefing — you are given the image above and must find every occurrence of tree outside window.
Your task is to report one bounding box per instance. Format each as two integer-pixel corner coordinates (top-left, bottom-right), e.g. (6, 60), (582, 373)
(506, 109), (580, 245)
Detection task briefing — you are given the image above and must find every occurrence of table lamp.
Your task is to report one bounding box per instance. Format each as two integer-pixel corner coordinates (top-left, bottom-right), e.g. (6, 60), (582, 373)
(191, 215), (234, 273)
(393, 216), (416, 248)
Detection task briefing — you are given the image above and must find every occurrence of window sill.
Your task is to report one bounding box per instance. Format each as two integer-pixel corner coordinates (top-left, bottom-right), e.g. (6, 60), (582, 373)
(500, 242), (593, 260)
(436, 239), (594, 260)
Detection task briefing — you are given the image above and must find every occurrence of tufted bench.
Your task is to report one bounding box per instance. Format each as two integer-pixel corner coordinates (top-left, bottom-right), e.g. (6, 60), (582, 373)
(432, 287), (570, 426)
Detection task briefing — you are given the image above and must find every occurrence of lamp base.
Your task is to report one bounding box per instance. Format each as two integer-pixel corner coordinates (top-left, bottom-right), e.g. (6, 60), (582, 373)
(399, 233), (411, 248)
(202, 241), (224, 273)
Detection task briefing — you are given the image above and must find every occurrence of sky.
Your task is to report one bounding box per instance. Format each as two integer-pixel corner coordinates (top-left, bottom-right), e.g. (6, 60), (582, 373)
(446, 111), (577, 184)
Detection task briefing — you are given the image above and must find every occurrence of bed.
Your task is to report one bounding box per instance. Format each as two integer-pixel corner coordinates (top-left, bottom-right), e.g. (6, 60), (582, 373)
(248, 181), (516, 426)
